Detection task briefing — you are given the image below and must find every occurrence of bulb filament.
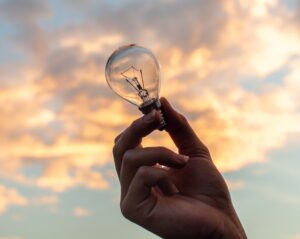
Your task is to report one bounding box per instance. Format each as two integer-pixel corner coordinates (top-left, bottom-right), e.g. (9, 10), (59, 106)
(121, 66), (150, 102)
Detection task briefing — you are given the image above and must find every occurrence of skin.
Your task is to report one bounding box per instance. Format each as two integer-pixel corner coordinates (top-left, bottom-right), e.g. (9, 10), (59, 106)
(113, 97), (247, 239)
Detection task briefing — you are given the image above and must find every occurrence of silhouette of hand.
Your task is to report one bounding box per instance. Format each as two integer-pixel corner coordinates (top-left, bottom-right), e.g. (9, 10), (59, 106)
(113, 97), (247, 239)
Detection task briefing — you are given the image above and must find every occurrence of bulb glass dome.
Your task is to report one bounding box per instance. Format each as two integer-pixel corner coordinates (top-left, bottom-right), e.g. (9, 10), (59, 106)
(105, 44), (161, 107)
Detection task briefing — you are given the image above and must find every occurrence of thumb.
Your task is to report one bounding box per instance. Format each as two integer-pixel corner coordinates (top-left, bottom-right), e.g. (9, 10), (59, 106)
(160, 97), (209, 157)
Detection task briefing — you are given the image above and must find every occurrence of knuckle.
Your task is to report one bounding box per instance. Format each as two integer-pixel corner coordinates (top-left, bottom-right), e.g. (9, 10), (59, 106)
(114, 133), (122, 144)
(155, 146), (171, 156)
(202, 144), (210, 154)
(120, 201), (133, 220)
(136, 166), (149, 178)
(112, 143), (120, 158)
(196, 144), (211, 158)
(179, 113), (188, 123)
(122, 150), (135, 167)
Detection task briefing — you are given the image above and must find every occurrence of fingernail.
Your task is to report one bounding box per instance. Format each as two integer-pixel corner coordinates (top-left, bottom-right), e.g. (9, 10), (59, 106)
(178, 155), (189, 163)
(143, 110), (156, 123)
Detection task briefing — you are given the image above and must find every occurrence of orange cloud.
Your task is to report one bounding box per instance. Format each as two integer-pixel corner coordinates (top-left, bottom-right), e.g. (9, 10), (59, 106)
(73, 207), (92, 217)
(59, 34), (124, 54)
(0, 185), (28, 214)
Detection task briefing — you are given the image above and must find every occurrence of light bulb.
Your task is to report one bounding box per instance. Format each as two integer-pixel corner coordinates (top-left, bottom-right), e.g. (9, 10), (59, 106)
(105, 44), (166, 130)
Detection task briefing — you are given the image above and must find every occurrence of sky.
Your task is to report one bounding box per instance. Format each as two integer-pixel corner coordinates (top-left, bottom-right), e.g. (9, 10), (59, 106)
(0, 0), (300, 238)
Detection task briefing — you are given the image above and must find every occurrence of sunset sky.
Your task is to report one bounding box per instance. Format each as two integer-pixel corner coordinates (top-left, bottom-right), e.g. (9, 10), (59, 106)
(0, 0), (300, 238)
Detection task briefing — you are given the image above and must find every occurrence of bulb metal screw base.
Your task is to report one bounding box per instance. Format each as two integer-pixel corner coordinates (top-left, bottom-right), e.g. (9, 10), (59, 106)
(139, 98), (167, 131)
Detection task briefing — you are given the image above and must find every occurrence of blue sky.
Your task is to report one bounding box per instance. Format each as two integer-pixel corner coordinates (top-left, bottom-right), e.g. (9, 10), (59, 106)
(0, 0), (300, 238)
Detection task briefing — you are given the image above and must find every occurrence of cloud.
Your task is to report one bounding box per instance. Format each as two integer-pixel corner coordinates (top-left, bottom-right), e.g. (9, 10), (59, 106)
(88, 0), (228, 52)
(59, 35), (124, 54)
(14, 24), (48, 58)
(284, 59), (300, 105)
(73, 207), (92, 217)
(0, 0), (50, 23)
(0, 184), (60, 214)
(0, 185), (28, 214)
(36, 159), (109, 192)
(0, 0), (50, 58)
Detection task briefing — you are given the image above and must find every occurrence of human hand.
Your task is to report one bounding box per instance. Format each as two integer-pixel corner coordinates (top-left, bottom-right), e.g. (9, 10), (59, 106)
(113, 97), (247, 239)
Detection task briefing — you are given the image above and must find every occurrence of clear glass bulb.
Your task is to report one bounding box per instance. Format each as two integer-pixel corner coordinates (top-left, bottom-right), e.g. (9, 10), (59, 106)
(105, 44), (166, 129)
(105, 44), (161, 106)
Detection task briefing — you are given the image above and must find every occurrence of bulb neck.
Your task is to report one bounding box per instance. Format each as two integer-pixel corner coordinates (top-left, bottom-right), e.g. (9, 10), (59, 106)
(139, 98), (167, 131)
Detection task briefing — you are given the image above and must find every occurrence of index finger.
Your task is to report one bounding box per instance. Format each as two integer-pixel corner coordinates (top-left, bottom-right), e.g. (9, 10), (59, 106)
(113, 110), (161, 178)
